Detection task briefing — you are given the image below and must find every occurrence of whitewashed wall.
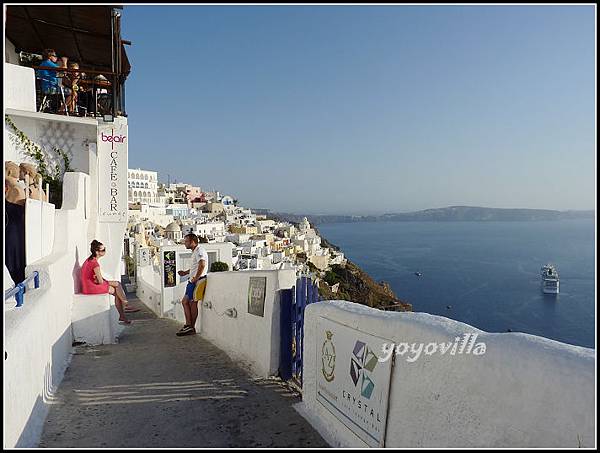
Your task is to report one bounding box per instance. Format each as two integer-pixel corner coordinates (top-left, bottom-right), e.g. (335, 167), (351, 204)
(5, 38), (20, 64)
(198, 269), (296, 377)
(24, 198), (55, 264)
(4, 110), (98, 177)
(300, 300), (595, 448)
(135, 263), (162, 316)
(5, 173), (91, 448)
(4, 63), (36, 111)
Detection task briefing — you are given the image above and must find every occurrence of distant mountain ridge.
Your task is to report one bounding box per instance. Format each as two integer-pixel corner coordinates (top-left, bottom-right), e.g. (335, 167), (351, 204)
(260, 206), (595, 225)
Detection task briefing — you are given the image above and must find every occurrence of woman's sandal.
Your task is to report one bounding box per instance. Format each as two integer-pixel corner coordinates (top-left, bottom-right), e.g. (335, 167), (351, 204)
(124, 307), (140, 313)
(118, 319), (132, 325)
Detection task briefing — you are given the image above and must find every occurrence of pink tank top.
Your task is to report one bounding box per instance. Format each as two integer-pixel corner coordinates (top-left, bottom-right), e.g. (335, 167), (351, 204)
(80, 258), (110, 294)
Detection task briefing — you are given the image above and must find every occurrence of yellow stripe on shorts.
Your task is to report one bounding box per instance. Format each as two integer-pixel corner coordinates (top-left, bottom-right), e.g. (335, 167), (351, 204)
(193, 277), (207, 301)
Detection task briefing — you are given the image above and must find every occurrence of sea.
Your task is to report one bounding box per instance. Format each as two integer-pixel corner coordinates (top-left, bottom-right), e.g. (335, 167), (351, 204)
(318, 219), (596, 349)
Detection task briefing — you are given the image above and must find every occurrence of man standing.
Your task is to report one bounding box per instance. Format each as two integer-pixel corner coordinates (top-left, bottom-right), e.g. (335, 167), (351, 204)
(37, 49), (67, 112)
(176, 233), (208, 336)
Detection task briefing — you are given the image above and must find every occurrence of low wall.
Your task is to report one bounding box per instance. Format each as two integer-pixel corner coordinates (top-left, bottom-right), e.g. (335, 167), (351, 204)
(300, 300), (595, 448)
(4, 63), (36, 111)
(4, 172), (125, 447)
(25, 198), (55, 264)
(136, 263), (162, 317)
(198, 269), (296, 378)
(5, 250), (75, 448)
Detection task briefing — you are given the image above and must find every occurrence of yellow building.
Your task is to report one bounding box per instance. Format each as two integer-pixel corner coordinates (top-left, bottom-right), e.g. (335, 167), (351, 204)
(229, 224), (258, 235)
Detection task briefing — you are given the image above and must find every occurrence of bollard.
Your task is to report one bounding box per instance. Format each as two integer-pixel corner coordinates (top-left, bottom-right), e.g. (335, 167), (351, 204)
(15, 284), (25, 308)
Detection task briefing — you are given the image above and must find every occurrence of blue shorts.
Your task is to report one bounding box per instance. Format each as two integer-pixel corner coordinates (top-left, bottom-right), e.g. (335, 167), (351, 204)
(185, 281), (196, 300)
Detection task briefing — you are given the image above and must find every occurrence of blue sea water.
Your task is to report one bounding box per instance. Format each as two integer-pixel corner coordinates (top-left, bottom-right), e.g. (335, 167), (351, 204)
(318, 219), (596, 349)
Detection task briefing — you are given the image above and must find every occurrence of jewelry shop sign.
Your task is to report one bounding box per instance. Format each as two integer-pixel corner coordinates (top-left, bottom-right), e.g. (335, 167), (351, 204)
(98, 122), (128, 222)
(316, 316), (393, 447)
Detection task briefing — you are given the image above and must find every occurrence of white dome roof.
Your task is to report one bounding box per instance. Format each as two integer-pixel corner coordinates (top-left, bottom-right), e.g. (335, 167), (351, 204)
(165, 221), (181, 232)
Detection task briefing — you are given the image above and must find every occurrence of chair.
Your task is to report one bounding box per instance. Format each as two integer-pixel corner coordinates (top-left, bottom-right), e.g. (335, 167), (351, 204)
(36, 75), (68, 116)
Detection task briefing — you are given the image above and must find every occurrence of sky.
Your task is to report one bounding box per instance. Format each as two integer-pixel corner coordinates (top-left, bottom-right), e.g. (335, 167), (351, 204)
(123, 5), (596, 215)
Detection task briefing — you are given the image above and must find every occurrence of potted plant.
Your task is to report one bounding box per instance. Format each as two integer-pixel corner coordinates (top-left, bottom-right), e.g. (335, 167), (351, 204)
(210, 261), (229, 272)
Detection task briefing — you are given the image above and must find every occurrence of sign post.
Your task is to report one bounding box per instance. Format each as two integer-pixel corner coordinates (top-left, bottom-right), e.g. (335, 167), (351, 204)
(98, 121), (128, 223)
(247, 276), (267, 317)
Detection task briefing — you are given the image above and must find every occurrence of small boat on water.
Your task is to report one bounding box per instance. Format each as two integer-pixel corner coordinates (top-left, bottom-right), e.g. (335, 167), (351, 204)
(414, 272), (422, 277)
(541, 264), (559, 295)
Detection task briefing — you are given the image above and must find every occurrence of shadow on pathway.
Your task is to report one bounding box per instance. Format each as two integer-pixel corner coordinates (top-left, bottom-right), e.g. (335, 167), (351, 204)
(39, 295), (328, 448)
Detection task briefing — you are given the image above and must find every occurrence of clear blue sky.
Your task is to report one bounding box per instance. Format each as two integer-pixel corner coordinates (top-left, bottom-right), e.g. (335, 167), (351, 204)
(122, 5), (595, 215)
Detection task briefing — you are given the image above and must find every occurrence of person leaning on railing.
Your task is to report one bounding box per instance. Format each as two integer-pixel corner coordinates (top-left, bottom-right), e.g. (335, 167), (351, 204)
(37, 49), (67, 112)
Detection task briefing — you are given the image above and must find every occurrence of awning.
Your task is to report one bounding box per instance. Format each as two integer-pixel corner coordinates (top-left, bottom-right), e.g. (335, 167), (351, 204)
(5, 5), (131, 77)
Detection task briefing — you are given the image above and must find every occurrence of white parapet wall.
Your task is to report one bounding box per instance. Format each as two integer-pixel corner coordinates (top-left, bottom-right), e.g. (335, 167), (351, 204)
(5, 173), (90, 448)
(136, 262), (163, 316)
(198, 269), (296, 378)
(4, 63), (36, 112)
(299, 300), (595, 448)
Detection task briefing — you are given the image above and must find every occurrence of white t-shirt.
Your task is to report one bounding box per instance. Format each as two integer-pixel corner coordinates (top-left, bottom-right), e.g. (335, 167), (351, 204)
(190, 245), (208, 279)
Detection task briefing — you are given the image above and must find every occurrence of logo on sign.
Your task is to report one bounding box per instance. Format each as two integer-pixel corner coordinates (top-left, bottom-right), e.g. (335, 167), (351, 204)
(101, 130), (127, 150)
(321, 330), (336, 382)
(350, 340), (379, 399)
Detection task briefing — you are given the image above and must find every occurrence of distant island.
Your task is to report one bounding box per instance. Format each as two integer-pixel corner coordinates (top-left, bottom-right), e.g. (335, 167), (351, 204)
(253, 206), (595, 225)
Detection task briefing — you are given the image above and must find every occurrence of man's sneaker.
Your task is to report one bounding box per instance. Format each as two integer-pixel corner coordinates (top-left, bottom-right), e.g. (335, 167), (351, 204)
(176, 325), (194, 336)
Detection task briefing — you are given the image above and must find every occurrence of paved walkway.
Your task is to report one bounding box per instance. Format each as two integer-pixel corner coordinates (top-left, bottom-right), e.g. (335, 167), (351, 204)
(39, 296), (328, 448)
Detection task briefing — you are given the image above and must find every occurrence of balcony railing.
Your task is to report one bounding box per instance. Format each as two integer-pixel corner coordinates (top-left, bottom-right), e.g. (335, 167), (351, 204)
(31, 65), (126, 118)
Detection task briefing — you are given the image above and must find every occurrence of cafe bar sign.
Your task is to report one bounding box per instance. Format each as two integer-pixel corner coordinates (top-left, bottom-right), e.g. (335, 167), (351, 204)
(98, 121), (128, 223)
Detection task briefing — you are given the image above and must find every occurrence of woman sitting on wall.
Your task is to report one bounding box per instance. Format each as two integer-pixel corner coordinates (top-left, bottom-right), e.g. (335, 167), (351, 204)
(80, 240), (139, 324)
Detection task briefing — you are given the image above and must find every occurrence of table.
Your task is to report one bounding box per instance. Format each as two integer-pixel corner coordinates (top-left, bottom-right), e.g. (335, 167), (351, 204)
(78, 78), (113, 116)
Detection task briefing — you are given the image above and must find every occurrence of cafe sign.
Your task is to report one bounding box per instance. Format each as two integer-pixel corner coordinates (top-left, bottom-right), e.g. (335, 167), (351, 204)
(316, 316), (394, 447)
(98, 121), (128, 223)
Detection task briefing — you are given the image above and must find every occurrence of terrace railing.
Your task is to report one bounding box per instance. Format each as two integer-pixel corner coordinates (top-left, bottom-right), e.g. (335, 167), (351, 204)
(30, 65), (126, 118)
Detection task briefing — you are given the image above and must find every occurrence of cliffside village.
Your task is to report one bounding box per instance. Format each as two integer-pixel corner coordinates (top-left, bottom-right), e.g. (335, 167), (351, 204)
(127, 168), (346, 282)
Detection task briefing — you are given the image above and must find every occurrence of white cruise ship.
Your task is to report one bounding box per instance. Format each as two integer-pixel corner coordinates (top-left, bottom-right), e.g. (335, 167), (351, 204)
(541, 264), (560, 294)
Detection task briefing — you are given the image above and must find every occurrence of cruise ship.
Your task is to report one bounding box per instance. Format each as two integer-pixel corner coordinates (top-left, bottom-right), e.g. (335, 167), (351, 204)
(541, 264), (560, 294)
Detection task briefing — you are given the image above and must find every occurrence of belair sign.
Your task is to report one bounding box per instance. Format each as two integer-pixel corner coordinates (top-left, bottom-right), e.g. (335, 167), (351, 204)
(98, 122), (128, 223)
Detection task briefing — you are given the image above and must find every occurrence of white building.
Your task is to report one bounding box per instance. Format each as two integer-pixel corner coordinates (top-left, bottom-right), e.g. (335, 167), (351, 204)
(165, 221), (182, 242)
(182, 221), (227, 240)
(4, 6), (133, 446)
(128, 168), (159, 204)
(256, 219), (277, 233)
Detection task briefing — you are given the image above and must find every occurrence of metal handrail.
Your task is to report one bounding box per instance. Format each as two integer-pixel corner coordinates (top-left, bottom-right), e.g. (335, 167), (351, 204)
(30, 65), (117, 76)
(4, 271), (40, 308)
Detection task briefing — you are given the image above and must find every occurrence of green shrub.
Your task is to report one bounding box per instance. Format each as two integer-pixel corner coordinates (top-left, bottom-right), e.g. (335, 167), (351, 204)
(210, 261), (229, 272)
(324, 270), (340, 286)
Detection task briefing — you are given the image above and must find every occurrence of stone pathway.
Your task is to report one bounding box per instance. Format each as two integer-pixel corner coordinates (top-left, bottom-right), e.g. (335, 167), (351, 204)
(39, 296), (328, 448)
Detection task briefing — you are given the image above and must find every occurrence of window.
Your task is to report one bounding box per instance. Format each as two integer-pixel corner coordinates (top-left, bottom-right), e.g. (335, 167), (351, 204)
(207, 252), (218, 270)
